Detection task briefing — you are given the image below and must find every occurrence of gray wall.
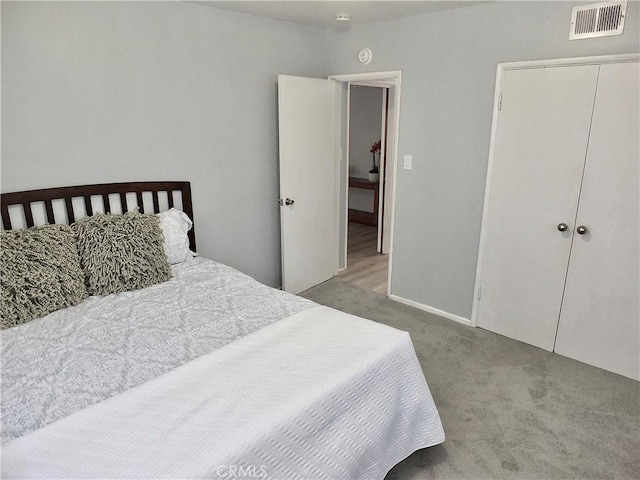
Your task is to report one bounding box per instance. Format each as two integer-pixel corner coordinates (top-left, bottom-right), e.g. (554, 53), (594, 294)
(1, 1), (328, 288)
(3, 1), (639, 317)
(327, 1), (640, 318)
(348, 85), (383, 213)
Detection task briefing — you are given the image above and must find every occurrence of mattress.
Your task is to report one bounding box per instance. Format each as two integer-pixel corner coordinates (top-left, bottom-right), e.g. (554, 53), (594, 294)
(1, 258), (445, 479)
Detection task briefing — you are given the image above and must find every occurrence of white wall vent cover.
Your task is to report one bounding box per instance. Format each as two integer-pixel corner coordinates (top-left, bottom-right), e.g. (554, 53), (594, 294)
(570, 1), (627, 39)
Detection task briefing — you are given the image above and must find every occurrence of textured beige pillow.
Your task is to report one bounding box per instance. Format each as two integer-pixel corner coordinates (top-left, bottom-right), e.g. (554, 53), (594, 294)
(1, 224), (88, 329)
(72, 212), (172, 296)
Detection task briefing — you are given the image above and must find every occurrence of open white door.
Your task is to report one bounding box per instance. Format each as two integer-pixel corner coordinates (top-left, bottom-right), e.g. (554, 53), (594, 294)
(278, 75), (340, 294)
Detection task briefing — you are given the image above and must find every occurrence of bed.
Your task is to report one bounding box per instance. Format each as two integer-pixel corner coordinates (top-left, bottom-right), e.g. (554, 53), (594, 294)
(0, 181), (444, 479)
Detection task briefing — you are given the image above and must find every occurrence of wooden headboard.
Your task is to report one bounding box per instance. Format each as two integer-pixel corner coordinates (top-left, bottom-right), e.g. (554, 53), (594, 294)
(1, 181), (196, 251)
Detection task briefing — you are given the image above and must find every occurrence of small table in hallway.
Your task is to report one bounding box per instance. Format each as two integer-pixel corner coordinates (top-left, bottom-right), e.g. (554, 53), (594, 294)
(348, 176), (379, 227)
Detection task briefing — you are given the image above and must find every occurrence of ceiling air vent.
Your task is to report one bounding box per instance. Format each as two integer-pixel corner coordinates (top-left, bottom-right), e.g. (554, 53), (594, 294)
(570, 1), (627, 39)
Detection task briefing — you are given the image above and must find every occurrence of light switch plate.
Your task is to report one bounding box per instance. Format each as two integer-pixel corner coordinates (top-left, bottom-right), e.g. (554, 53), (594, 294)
(403, 155), (413, 170)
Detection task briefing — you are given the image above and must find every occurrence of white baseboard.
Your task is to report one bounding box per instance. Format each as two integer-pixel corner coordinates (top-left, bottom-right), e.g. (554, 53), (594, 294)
(388, 294), (472, 327)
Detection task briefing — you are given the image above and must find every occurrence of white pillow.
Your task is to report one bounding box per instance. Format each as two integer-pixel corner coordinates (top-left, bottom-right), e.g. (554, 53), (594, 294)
(156, 208), (194, 264)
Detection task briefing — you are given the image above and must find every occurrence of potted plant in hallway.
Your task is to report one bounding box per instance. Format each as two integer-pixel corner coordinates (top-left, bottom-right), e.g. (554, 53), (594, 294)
(369, 140), (381, 182)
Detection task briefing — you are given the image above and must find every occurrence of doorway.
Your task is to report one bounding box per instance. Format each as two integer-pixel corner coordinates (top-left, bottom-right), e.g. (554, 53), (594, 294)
(329, 71), (402, 296)
(341, 84), (388, 294)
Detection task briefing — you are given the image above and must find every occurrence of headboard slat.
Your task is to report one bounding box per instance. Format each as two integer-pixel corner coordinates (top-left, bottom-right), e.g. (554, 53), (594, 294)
(152, 191), (160, 214)
(2, 206), (12, 230)
(181, 185), (196, 252)
(103, 194), (111, 214)
(1, 182), (196, 252)
(119, 193), (127, 213)
(23, 203), (35, 228)
(136, 192), (144, 213)
(44, 200), (55, 224)
(84, 196), (93, 217)
(64, 198), (76, 224)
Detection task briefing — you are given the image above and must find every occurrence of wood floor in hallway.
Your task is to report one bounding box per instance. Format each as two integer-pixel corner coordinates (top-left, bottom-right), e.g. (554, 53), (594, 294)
(338, 222), (389, 295)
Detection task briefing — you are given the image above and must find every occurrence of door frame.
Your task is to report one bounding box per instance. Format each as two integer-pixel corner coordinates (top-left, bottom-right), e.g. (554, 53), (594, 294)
(329, 70), (402, 296)
(470, 53), (639, 328)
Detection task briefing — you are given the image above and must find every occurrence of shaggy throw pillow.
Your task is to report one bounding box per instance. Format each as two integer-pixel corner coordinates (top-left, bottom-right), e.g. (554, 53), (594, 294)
(72, 212), (172, 296)
(1, 224), (88, 329)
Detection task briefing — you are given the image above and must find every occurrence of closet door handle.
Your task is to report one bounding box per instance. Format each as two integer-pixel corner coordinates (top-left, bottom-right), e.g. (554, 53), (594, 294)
(576, 225), (588, 235)
(557, 223), (568, 232)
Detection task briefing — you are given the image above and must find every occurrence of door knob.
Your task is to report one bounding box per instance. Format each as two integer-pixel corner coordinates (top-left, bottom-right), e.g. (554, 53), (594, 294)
(576, 225), (588, 235)
(285, 198), (295, 206)
(557, 223), (568, 232)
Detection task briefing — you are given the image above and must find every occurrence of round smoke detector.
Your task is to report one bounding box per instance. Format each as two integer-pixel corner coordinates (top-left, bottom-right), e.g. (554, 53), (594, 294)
(358, 48), (372, 65)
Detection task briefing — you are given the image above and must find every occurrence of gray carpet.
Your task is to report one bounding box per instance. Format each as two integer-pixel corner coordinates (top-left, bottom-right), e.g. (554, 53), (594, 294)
(300, 277), (640, 480)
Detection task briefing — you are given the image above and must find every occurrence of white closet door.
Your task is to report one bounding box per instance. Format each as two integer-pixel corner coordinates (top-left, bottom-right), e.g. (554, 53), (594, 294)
(476, 65), (599, 350)
(554, 62), (640, 380)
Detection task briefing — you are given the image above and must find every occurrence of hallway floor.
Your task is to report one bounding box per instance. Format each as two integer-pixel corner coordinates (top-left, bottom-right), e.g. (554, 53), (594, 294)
(338, 222), (388, 295)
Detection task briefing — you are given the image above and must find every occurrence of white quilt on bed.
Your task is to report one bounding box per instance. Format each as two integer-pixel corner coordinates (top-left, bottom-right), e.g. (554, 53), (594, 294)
(2, 305), (444, 480)
(1, 258), (313, 442)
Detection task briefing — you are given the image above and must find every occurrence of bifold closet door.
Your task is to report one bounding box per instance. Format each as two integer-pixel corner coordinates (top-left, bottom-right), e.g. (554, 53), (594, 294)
(475, 65), (599, 350)
(554, 62), (639, 380)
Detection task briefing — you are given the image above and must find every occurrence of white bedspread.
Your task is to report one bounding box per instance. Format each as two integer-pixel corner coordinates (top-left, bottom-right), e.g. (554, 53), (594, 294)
(1, 257), (313, 442)
(2, 305), (444, 480)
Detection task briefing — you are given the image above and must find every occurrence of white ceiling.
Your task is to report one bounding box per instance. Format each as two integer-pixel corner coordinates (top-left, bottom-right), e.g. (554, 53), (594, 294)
(192, 1), (489, 29)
